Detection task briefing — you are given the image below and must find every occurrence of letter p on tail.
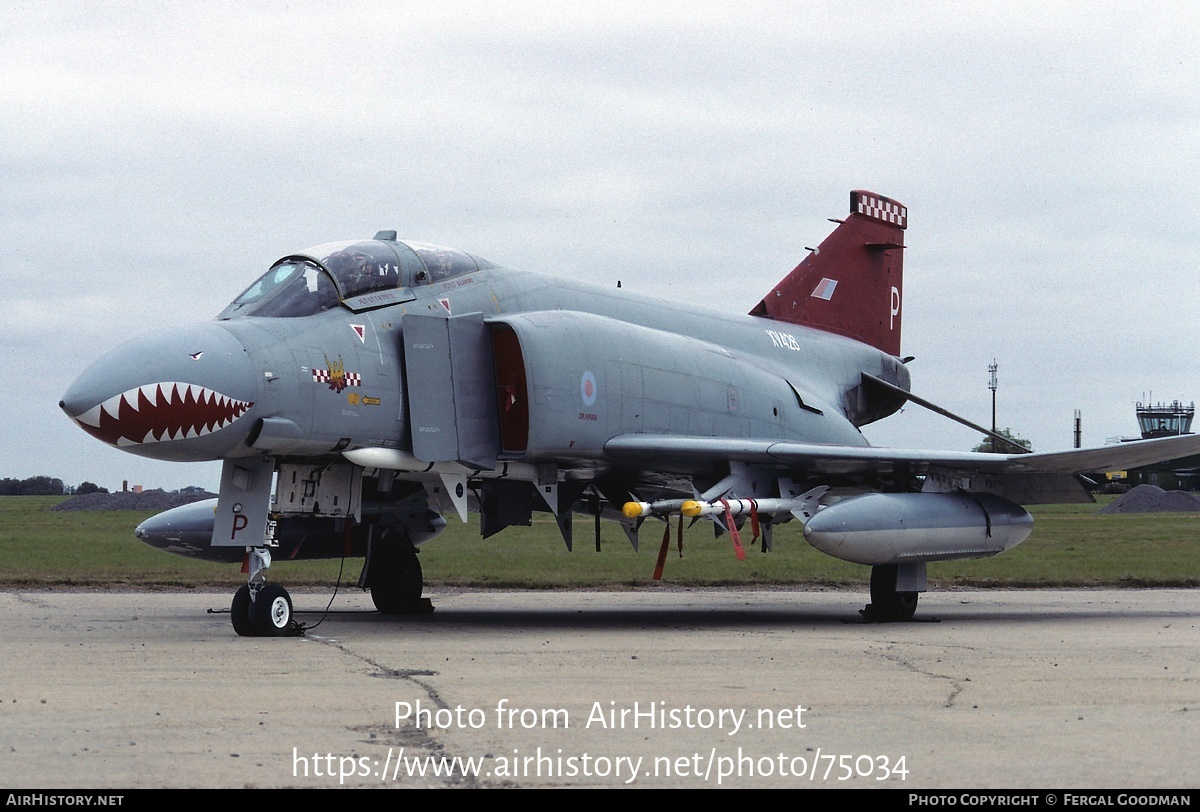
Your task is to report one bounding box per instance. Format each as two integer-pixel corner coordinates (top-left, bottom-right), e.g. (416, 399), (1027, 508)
(750, 190), (907, 357)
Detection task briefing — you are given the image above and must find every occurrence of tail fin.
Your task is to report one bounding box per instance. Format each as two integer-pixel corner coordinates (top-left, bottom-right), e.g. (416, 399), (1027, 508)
(750, 190), (906, 357)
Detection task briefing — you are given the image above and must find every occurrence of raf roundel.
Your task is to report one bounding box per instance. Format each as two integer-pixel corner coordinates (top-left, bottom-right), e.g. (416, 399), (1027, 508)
(580, 370), (597, 407)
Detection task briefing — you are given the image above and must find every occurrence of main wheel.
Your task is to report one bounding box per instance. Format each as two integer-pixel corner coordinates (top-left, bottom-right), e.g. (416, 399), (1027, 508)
(894, 590), (919, 620)
(369, 545), (423, 614)
(869, 565), (918, 622)
(231, 585), (258, 637)
(251, 583), (294, 636)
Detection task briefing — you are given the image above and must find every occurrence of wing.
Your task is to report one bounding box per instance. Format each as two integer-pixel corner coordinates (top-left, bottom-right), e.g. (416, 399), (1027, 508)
(604, 432), (1200, 504)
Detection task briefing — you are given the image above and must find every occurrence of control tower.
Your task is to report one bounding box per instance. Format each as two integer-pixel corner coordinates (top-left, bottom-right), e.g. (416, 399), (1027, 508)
(1127, 399), (1197, 490)
(1135, 400), (1194, 439)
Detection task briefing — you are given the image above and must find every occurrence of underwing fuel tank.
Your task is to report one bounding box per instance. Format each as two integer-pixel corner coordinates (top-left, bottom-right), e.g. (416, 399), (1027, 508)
(134, 498), (446, 563)
(802, 492), (1033, 566)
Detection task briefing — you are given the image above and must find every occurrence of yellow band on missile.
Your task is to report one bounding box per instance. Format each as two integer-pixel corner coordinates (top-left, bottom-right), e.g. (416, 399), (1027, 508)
(622, 502), (644, 519)
(680, 500), (703, 518)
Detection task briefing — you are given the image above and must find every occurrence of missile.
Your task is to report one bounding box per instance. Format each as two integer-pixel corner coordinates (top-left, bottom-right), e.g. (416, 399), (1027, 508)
(679, 497), (807, 518)
(622, 498), (690, 518)
(624, 491), (828, 521)
(802, 491), (1033, 566)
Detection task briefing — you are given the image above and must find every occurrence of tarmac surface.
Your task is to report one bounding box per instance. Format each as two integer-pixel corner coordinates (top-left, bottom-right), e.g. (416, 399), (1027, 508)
(1, 587), (1197, 789)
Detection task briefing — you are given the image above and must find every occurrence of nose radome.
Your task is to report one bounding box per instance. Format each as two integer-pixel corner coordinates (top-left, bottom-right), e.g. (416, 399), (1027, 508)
(61, 322), (258, 461)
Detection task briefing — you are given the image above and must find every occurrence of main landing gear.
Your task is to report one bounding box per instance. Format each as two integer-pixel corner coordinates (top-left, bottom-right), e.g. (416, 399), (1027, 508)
(365, 535), (433, 615)
(231, 548), (302, 637)
(861, 564), (920, 623)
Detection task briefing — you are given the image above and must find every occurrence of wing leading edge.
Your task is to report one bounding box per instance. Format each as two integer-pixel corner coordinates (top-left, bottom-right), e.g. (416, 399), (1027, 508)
(603, 432), (1200, 480)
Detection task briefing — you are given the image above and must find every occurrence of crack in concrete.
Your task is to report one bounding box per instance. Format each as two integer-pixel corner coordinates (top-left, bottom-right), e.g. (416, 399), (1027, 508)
(305, 637), (484, 788)
(869, 644), (972, 708)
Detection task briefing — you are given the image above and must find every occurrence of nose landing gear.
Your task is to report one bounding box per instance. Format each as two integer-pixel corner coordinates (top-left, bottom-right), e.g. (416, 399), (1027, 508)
(231, 549), (302, 637)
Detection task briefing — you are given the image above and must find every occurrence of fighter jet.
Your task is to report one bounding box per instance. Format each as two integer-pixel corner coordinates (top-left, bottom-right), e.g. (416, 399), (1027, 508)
(60, 191), (1200, 635)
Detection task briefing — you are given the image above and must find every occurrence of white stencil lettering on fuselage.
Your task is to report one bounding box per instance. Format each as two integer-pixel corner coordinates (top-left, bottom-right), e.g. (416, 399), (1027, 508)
(766, 329), (802, 351)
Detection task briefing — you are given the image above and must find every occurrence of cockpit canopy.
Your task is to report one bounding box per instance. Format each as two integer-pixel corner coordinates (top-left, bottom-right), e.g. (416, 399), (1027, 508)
(219, 237), (495, 319)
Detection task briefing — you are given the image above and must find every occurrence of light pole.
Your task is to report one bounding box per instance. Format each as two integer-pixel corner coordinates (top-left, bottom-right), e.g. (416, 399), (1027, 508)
(988, 360), (998, 452)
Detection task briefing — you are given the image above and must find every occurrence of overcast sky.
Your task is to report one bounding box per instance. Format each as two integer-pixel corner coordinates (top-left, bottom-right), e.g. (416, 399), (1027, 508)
(3, 1), (1197, 492)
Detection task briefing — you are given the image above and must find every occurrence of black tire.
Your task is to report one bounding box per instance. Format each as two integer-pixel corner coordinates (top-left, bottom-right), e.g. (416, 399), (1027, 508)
(231, 585), (258, 637)
(251, 583), (293, 636)
(869, 565), (918, 621)
(369, 545), (423, 614)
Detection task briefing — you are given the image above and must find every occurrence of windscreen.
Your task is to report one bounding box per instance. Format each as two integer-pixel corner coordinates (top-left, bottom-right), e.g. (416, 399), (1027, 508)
(222, 260), (340, 318)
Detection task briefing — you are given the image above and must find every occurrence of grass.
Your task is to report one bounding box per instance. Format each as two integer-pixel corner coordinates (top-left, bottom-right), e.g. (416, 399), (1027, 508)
(1, 495), (1197, 589)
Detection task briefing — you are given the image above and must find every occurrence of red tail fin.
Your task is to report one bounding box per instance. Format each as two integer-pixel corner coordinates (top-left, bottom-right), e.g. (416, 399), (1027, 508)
(750, 190), (906, 356)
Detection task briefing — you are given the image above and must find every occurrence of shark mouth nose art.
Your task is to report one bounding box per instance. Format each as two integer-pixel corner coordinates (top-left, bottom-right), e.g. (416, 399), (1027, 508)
(69, 382), (254, 447)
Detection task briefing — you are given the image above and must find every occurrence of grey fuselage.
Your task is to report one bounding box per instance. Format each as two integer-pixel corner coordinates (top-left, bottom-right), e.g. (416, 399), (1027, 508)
(60, 238), (909, 482)
(257, 272), (895, 463)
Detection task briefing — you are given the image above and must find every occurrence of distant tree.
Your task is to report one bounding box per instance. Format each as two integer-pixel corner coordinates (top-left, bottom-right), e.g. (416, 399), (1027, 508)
(0, 476), (66, 495)
(77, 481), (108, 495)
(972, 428), (1032, 454)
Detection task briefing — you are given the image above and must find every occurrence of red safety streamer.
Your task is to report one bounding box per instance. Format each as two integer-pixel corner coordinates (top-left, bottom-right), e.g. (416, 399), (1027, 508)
(719, 498), (747, 561)
(652, 522), (671, 580)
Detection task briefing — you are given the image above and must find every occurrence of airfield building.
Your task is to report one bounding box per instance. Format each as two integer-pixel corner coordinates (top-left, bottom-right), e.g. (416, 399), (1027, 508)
(1125, 400), (1198, 491)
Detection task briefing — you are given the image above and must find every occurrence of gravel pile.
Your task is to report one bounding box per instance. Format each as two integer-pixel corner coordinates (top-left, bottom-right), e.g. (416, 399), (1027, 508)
(1098, 484), (1200, 514)
(51, 489), (216, 512)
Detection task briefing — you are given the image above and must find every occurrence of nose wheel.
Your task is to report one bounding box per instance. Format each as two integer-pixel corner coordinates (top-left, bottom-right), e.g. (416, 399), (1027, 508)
(252, 584), (296, 635)
(231, 583), (301, 636)
(231, 585), (256, 636)
(231, 549), (302, 636)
